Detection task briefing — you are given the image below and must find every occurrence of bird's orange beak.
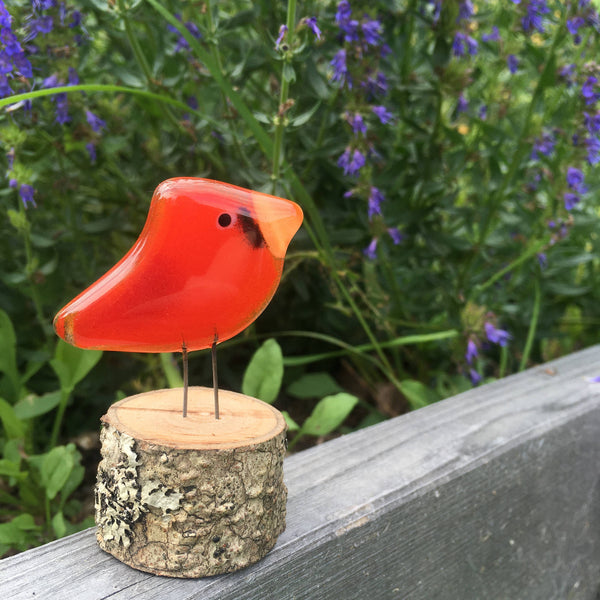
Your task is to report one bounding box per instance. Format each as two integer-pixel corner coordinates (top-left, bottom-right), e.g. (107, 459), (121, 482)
(251, 192), (303, 259)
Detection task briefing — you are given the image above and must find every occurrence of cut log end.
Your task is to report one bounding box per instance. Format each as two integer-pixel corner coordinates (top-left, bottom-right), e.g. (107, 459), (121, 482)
(95, 387), (287, 578)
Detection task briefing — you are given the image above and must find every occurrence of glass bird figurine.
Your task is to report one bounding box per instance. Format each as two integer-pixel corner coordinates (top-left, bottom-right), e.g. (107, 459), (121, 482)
(53, 178), (303, 417)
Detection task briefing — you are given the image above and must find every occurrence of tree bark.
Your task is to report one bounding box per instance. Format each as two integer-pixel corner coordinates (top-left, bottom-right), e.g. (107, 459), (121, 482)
(95, 387), (287, 578)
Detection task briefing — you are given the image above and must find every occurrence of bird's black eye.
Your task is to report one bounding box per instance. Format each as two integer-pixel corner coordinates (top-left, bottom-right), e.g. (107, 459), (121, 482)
(218, 213), (232, 228)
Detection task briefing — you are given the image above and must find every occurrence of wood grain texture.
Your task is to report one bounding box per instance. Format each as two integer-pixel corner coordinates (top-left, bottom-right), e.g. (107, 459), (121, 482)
(103, 387), (286, 449)
(2, 346), (600, 599)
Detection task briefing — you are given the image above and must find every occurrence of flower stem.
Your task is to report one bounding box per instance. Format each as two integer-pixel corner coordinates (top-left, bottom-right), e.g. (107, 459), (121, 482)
(272, 0), (298, 194)
(519, 279), (541, 372)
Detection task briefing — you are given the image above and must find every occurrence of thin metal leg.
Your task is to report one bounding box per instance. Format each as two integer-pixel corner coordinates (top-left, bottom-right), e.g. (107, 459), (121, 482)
(212, 339), (219, 420)
(182, 343), (188, 418)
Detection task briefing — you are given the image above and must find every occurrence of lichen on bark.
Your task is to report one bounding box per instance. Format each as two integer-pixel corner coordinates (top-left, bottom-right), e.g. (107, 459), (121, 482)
(95, 422), (287, 577)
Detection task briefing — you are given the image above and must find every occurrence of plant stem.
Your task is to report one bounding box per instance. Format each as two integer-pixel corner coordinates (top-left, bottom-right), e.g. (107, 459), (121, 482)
(49, 390), (69, 450)
(272, 0), (298, 194)
(519, 279), (541, 372)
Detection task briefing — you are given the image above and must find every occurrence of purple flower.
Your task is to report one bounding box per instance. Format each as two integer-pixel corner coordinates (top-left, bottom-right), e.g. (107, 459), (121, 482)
(363, 238), (378, 260)
(362, 19), (382, 46)
(387, 227), (403, 245)
(85, 109), (106, 133)
(372, 105), (393, 124)
(304, 17), (321, 40)
(452, 32), (478, 57)
(537, 252), (547, 269)
(1, 28), (22, 56)
(457, 93), (468, 113)
(347, 112), (367, 136)
(368, 186), (385, 218)
(70, 10), (83, 28)
(469, 369), (482, 385)
(362, 71), (387, 97)
(68, 67), (79, 85)
(12, 54), (32, 79)
(0, 73), (10, 98)
(335, 0), (352, 25)
(275, 24), (287, 49)
(582, 76), (599, 105)
(0, 51), (11, 75)
(484, 322), (512, 347)
(55, 94), (69, 124)
(564, 191), (580, 210)
(559, 63), (576, 87)
(465, 339), (478, 364)
(586, 136), (600, 165)
(0, 3), (12, 28)
(42, 73), (59, 88)
(567, 16), (586, 36)
(521, 0), (550, 33)
(482, 26), (501, 42)
(584, 112), (600, 134)
(337, 147), (352, 173)
(331, 48), (349, 86)
(19, 184), (36, 208)
(348, 148), (366, 174)
(566, 166), (586, 192)
(342, 19), (360, 43)
(479, 104), (487, 120)
(531, 131), (555, 160)
(86, 142), (97, 164)
(507, 54), (519, 74)
(27, 15), (54, 39)
(458, 1), (475, 21)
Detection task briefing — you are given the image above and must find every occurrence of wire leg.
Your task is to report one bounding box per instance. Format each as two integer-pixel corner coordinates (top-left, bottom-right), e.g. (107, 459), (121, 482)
(212, 339), (219, 420)
(182, 343), (188, 418)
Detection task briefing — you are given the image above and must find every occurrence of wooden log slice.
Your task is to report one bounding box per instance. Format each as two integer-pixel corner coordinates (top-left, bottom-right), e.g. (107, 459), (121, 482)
(94, 387), (287, 578)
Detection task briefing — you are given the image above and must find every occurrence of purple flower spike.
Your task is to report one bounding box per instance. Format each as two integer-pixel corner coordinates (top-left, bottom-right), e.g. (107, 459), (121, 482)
(362, 19), (382, 46)
(564, 191), (580, 210)
(566, 166), (586, 192)
(372, 105), (393, 124)
(275, 24), (287, 49)
(387, 227), (403, 245)
(305, 17), (321, 40)
(484, 322), (512, 347)
(482, 26), (501, 42)
(85, 109), (106, 133)
(465, 339), (478, 364)
(507, 54), (519, 74)
(347, 112), (367, 136)
(86, 142), (97, 164)
(19, 184), (36, 208)
(469, 369), (482, 385)
(363, 238), (378, 260)
(368, 186), (385, 218)
(348, 149), (366, 174)
(331, 48), (349, 86)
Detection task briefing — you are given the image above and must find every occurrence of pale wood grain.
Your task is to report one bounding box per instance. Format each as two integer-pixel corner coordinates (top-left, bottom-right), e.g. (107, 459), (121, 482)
(2, 346), (600, 599)
(103, 387), (285, 449)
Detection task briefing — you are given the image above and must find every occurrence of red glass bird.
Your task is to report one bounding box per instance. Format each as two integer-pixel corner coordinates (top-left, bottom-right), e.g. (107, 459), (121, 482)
(53, 178), (303, 416)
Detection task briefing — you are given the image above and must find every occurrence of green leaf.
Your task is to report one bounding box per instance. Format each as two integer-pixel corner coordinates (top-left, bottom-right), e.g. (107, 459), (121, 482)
(0, 459), (27, 480)
(287, 372), (343, 399)
(0, 514), (40, 548)
(0, 398), (26, 439)
(0, 309), (20, 401)
(159, 353), (183, 388)
(282, 63), (296, 84)
(301, 393), (358, 437)
(51, 511), (67, 539)
(399, 380), (439, 410)
(291, 102), (321, 127)
(242, 339), (284, 404)
(40, 445), (75, 500)
(282, 410), (300, 432)
(13, 391), (62, 420)
(50, 341), (102, 395)
(59, 462), (84, 507)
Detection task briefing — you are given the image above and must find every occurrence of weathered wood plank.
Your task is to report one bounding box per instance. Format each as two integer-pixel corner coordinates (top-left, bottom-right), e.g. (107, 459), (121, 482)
(2, 346), (600, 599)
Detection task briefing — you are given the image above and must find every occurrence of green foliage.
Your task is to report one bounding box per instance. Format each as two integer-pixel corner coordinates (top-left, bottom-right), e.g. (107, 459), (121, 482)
(2, 0), (600, 554)
(242, 339), (284, 404)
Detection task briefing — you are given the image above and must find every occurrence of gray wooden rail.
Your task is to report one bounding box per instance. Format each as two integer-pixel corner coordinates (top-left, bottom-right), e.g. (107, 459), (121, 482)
(2, 346), (600, 599)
